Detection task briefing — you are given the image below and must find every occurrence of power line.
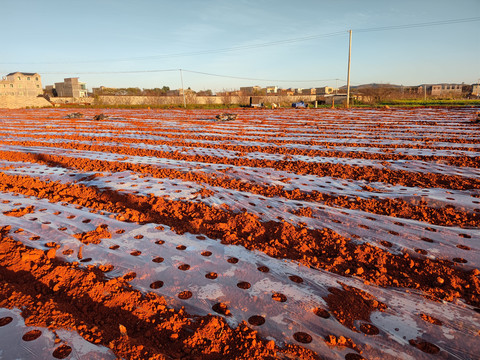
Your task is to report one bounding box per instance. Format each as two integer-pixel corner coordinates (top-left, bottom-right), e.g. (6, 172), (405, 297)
(182, 70), (344, 83)
(39, 67), (344, 84)
(354, 17), (480, 33)
(1, 17), (478, 66)
(41, 69), (179, 75)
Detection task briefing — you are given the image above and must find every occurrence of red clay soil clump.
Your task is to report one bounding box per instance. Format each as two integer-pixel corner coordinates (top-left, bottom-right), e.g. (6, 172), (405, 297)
(0, 226), (319, 360)
(73, 224), (112, 245)
(323, 283), (387, 331)
(3, 205), (35, 217)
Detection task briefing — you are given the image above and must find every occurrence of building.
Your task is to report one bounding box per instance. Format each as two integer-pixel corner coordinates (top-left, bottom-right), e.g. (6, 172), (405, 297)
(166, 88), (196, 96)
(418, 84), (462, 97)
(240, 86), (263, 95)
(302, 88), (316, 95)
(265, 86), (278, 94)
(53, 78), (88, 97)
(315, 87), (336, 95)
(277, 88), (294, 96)
(471, 84), (480, 97)
(0, 72), (43, 97)
(431, 84), (462, 97)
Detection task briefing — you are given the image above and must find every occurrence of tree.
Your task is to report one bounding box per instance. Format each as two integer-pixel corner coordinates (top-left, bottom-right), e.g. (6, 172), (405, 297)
(125, 88), (142, 96)
(354, 85), (402, 104)
(197, 89), (213, 96)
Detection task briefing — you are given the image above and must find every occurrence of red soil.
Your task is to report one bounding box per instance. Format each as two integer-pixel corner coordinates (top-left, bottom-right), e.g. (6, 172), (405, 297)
(0, 226), (319, 360)
(0, 173), (478, 308)
(1, 108), (479, 359)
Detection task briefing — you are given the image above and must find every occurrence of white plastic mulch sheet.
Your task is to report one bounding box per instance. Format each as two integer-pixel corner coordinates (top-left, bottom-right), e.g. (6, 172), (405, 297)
(0, 160), (478, 268)
(0, 308), (115, 360)
(2, 158), (480, 214)
(1, 141), (480, 179)
(0, 107), (479, 360)
(1, 192), (479, 360)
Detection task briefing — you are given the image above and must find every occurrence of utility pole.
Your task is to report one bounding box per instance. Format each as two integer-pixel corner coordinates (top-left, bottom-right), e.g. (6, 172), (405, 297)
(179, 69), (186, 108)
(346, 30), (352, 109)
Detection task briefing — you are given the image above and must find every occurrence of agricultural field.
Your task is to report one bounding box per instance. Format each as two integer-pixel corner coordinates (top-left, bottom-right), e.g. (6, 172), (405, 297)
(0, 107), (479, 360)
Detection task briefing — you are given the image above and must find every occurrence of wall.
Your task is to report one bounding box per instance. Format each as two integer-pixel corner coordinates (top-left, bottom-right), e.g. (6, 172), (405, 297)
(95, 94), (318, 106)
(0, 95), (52, 109)
(49, 97), (95, 105)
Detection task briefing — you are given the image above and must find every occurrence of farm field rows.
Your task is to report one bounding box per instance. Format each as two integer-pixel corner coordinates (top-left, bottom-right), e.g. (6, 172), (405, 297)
(0, 107), (479, 360)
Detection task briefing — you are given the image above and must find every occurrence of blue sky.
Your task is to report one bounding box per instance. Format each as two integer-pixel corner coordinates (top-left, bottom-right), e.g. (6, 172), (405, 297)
(1, 0), (479, 91)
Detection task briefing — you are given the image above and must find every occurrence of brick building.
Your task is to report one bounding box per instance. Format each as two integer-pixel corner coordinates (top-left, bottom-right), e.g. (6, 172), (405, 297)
(52, 78), (88, 97)
(0, 72), (43, 97)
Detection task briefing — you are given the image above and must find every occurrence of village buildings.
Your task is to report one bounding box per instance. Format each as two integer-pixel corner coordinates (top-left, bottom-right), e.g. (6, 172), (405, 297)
(1, 71), (479, 106)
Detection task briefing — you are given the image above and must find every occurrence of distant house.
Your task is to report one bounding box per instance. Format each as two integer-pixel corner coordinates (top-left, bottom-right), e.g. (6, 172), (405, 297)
(44, 85), (56, 97)
(240, 86), (262, 95)
(472, 84), (480, 97)
(302, 88), (316, 95)
(0, 72), (43, 97)
(315, 86), (335, 95)
(265, 86), (278, 94)
(166, 88), (196, 96)
(53, 78), (88, 97)
(418, 84), (462, 97)
(431, 84), (462, 96)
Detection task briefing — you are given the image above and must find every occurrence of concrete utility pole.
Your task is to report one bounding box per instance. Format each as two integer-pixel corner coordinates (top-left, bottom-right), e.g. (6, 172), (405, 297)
(346, 30), (352, 109)
(179, 69), (187, 108)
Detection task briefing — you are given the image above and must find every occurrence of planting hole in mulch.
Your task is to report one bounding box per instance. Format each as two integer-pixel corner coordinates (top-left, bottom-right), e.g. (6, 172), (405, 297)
(150, 281), (164, 289)
(52, 344), (72, 359)
(293, 332), (312, 344)
(313, 308), (330, 319)
(248, 315), (265, 326)
(178, 291), (193, 300)
(359, 323), (380, 335)
(22, 329), (42, 341)
(237, 281), (251, 289)
(0, 317), (13, 327)
(272, 293), (287, 302)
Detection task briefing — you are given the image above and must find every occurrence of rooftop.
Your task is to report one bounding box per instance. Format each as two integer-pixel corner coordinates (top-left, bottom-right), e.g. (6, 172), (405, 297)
(7, 72), (38, 76)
